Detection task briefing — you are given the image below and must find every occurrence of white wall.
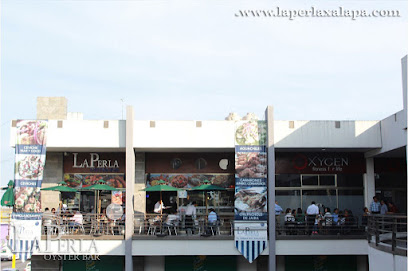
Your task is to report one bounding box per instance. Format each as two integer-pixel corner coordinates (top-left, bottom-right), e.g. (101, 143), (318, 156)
(133, 120), (235, 149)
(368, 246), (407, 271)
(366, 110), (407, 157)
(10, 120), (126, 150)
(275, 121), (381, 148)
(10, 119), (384, 150)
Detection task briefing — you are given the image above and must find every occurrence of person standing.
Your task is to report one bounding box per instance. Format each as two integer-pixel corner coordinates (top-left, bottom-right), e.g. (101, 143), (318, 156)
(370, 196), (381, 214)
(306, 201), (319, 215)
(380, 200), (388, 215)
(387, 202), (399, 214)
(275, 201), (283, 234)
(306, 201), (319, 234)
(185, 201), (197, 234)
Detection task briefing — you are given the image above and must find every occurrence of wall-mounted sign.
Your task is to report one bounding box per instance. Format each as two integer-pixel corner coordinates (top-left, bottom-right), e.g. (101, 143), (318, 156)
(276, 153), (366, 174)
(64, 153), (125, 174)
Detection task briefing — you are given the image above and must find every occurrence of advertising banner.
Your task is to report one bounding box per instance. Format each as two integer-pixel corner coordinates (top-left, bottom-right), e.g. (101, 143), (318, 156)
(63, 173), (126, 188)
(8, 213), (42, 262)
(147, 174), (234, 189)
(14, 120), (47, 213)
(234, 222), (268, 263)
(234, 120), (268, 263)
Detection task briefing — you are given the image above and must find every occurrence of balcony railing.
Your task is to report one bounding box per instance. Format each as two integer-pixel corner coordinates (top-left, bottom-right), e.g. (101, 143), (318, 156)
(41, 213), (125, 239)
(133, 213), (234, 238)
(276, 214), (366, 239)
(366, 214), (407, 255)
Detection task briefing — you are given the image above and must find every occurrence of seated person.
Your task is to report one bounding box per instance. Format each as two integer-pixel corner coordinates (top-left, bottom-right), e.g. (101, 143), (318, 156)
(295, 208), (305, 223)
(164, 211), (179, 226)
(208, 208), (218, 225)
(332, 208), (339, 225)
(69, 210), (83, 226)
(284, 208), (295, 223)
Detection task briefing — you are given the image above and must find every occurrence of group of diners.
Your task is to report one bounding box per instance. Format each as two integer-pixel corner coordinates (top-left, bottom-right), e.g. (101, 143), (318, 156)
(148, 200), (219, 235)
(41, 204), (125, 235)
(275, 201), (359, 235)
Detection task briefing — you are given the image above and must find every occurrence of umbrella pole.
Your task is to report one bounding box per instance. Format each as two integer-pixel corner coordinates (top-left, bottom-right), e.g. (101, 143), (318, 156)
(160, 191), (163, 233)
(205, 192), (208, 220)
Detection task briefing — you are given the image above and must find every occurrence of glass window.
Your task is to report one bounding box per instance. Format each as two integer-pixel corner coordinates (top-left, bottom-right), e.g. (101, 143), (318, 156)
(195, 158), (207, 170)
(276, 174), (301, 187)
(338, 189), (364, 217)
(170, 158), (183, 169)
(320, 175), (335, 186)
(276, 190), (301, 211)
(302, 175), (318, 186)
(302, 189), (337, 212)
(219, 159), (229, 170)
(337, 174), (363, 187)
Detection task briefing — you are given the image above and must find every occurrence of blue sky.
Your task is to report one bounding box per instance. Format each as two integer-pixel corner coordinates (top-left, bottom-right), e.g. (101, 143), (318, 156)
(1, 0), (407, 186)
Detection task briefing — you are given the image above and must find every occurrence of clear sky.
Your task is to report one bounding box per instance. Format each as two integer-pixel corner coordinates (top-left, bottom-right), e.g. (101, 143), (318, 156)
(1, 0), (407, 186)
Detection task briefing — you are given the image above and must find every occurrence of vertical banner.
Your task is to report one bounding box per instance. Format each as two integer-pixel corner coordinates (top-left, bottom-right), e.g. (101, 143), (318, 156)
(8, 213), (42, 262)
(234, 120), (268, 263)
(10, 120), (47, 261)
(14, 120), (47, 212)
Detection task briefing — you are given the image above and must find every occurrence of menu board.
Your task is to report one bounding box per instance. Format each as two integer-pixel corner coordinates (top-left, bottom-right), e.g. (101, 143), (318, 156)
(14, 120), (48, 213)
(234, 120), (268, 263)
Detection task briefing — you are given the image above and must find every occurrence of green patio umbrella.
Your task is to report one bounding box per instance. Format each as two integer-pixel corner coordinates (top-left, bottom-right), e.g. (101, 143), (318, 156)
(1, 180), (15, 207)
(82, 180), (119, 214)
(41, 181), (78, 192)
(41, 181), (78, 211)
(190, 180), (226, 217)
(141, 180), (179, 214)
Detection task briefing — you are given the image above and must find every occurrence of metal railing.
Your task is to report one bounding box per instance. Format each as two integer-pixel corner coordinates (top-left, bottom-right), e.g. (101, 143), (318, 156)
(41, 213), (125, 237)
(133, 213), (234, 237)
(366, 214), (407, 253)
(276, 215), (366, 237)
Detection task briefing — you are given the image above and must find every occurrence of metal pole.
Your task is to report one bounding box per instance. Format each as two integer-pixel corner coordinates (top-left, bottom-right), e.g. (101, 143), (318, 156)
(266, 106), (276, 271)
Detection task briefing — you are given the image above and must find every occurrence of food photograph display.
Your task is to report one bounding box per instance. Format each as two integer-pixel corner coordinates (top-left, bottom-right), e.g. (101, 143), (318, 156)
(14, 187), (41, 213)
(15, 154), (45, 180)
(147, 174), (234, 189)
(235, 152), (267, 178)
(234, 120), (267, 146)
(16, 120), (47, 145)
(234, 186), (267, 220)
(63, 174), (126, 188)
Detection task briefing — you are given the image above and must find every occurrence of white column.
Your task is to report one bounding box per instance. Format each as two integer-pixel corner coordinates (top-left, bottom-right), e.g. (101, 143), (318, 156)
(125, 106), (135, 271)
(364, 157), (375, 207)
(266, 106), (276, 271)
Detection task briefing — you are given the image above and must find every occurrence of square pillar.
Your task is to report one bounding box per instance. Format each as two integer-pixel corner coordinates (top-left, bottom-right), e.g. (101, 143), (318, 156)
(364, 157), (375, 207)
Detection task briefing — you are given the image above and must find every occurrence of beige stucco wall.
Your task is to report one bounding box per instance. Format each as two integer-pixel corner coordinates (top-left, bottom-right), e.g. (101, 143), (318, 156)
(41, 152), (64, 210)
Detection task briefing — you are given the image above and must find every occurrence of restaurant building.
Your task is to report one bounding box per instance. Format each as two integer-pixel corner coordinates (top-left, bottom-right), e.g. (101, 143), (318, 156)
(7, 57), (408, 270)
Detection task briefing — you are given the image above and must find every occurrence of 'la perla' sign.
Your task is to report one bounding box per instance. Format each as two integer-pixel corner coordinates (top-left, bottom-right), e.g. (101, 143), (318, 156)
(72, 153), (119, 169)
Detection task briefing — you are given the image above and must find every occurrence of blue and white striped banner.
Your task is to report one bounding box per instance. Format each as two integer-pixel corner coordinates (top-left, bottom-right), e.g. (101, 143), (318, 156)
(234, 221), (268, 263)
(8, 213), (42, 262)
(235, 240), (267, 263)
